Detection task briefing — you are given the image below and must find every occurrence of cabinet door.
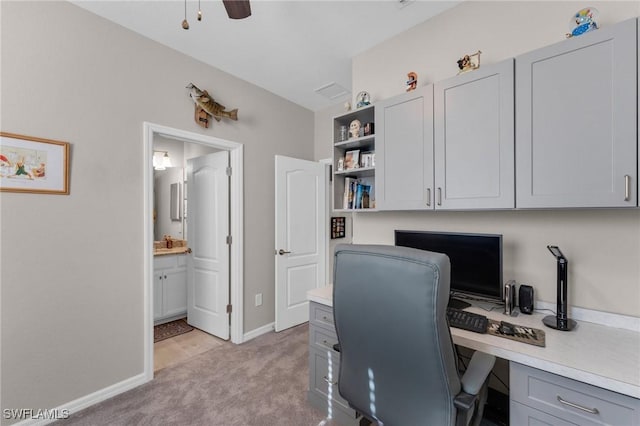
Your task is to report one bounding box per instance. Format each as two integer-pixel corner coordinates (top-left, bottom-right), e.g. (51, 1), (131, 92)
(516, 18), (637, 208)
(375, 85), (434, 210)
(434, 59), (514, 209)
(163, 268), (187, 317)
(153, 273), (163, 320)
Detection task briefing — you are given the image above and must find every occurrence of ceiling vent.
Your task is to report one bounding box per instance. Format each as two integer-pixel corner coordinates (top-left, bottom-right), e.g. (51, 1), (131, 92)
(314, 82), (350, 100)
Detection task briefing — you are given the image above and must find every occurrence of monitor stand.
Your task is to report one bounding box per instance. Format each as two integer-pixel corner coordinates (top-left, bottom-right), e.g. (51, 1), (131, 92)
(448, 297), (471, 310)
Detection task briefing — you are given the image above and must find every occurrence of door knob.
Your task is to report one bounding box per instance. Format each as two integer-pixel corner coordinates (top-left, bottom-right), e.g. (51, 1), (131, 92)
(278, 249), (291, 255)
(186, 247), (192, 254)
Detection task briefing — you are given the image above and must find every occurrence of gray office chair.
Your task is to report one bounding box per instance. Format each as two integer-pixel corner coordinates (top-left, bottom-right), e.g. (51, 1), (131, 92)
(333, 244), (496, 426)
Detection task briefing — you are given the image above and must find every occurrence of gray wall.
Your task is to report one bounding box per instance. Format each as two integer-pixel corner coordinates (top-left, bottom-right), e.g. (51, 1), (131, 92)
(332, 1), (640, 317)
(1, 0), (313, 416)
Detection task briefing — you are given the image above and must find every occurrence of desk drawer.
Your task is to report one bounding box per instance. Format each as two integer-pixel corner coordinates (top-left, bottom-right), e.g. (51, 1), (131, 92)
(309, 347), (352, 413)
(310, 325), (340, 353)
(511, 401), (579, 426)
(511, 363), (640, 426)
(310, 302), (335, 330)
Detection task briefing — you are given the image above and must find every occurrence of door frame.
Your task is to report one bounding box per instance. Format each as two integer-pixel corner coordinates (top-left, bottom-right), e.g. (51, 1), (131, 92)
(143, 122), (244, 381)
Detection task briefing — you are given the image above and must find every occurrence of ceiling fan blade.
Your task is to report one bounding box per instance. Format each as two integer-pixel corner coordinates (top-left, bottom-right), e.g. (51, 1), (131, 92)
(222, 0), (251, 19)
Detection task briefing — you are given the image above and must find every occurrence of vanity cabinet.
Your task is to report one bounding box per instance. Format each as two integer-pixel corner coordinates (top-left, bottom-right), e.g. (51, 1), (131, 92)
(516, 18), (637, 208)
(434, 59), (514, 209)
(307, 302), (359, 425)
(375, 85), (434, 210)
(154, 254), (187, 324)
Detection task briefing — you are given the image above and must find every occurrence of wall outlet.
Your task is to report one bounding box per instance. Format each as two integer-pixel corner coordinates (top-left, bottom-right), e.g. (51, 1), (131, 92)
(255, 293), (263, 307)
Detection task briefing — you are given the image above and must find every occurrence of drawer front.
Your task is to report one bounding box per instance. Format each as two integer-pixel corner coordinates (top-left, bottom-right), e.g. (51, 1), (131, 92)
(310, 325), (340, 353)
(310, 302), (335, 330)
(511, 363), (640, 426)
(309, 347), (351, 413)
(511, 401), (581, 426)
(154, 254), (178, 270)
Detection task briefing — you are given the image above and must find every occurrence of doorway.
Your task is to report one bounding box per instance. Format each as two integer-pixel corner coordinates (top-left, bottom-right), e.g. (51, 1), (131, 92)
(143, 122), (244, 381)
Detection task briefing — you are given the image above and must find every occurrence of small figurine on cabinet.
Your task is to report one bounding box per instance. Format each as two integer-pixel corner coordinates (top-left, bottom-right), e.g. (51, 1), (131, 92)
(566, 7), (599, 38)
(406, 72), (418, 91)
(355, 91), (371, 108)
(457, 50), (482, 74)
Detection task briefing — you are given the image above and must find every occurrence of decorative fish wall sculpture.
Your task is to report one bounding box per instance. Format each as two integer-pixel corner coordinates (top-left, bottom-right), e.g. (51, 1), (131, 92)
(186, 83), (238, 128)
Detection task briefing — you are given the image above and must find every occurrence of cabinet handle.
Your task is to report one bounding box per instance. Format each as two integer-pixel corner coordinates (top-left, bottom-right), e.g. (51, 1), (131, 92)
(624, 175), (631, 201)
(321, 339), (337, 350)
(437, 187), (442, 206)
(323, 376), (338, 386)
(426, 188), (431, 206)
(322, 315), (334, 325)
(556, 396), (599, 415)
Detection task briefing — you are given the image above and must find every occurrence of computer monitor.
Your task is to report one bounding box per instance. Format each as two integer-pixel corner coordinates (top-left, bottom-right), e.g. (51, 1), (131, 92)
(395, 230), (503, 308)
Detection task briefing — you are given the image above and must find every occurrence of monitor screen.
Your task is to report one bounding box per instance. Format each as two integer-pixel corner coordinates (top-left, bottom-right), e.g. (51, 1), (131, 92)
(395, 230), (503, 303)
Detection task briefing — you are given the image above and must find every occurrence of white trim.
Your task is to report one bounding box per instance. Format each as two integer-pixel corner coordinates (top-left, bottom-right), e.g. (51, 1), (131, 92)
(535, 300), (640, 332)
(12, 373), (147, 426)
(243, 322), (275, 342)
(143, 122), (245, 384)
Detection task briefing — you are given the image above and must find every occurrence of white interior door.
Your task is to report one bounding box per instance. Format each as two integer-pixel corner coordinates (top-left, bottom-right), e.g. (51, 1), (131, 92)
(275, 155), (327, 332)
(187, 151), (230, 339)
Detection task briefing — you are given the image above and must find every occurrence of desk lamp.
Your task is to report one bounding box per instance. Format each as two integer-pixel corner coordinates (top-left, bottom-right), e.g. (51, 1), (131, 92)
(543, 245), (576, 331)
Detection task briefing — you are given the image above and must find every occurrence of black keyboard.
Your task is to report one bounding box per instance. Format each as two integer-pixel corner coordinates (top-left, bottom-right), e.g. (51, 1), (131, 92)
(446, 307), (488, 334)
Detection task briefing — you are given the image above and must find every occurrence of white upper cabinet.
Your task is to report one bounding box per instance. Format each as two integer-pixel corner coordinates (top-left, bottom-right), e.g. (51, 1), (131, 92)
(375, 85), (434, 210)
(434, 59), (515, 209)
(516, 18), (637, 208)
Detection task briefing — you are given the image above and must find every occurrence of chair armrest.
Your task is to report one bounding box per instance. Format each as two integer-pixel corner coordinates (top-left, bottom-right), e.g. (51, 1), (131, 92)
(453, 391), (476, 426)
(460, 351), (496, 395)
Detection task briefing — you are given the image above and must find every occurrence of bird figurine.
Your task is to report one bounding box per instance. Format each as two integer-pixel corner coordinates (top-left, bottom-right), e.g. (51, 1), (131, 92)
(186, 83), (238, 128)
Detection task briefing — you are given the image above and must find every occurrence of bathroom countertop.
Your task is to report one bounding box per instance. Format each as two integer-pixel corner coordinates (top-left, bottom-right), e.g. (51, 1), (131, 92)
(153, 247), (189, 256)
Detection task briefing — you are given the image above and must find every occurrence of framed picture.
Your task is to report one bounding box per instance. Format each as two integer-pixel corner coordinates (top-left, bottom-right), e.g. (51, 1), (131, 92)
(344, 149), (360, 170)
(331, 216), (346, 239)
(0, 132), (70, 195)
(360, 152), (374, 168)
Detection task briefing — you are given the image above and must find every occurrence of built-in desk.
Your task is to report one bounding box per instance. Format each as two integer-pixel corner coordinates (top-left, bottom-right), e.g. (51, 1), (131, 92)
(307, 285), (640, 425)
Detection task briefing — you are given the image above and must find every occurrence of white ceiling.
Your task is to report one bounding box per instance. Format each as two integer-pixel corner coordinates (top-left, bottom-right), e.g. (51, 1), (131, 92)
(71, 0), (461, 111)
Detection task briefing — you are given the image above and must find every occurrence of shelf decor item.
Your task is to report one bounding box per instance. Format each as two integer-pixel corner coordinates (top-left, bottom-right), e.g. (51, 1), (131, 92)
(566, 7), (599, 38)
(355, 91), (371, 108)
(457, 50), (482, 74)
(0, 132), (70, 195)
(344, 150), (360, 170)
(349, 119), (361, 139)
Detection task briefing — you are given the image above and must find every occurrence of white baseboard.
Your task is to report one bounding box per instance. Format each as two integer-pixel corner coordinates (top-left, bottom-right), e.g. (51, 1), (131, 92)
(12, 373), (149, 426)
(243, 322), (275, 342)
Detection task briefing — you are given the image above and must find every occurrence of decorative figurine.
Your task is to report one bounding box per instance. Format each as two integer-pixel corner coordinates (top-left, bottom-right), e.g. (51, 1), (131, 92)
(344, 101), (352, 112)
(349, 119), (361, 139)
(186, 83), (238, 128)
(406, 72), (418, 91)
(457, 50), (482, 74)
(355, 91), (371, 108)
(566, 7), (599, 38)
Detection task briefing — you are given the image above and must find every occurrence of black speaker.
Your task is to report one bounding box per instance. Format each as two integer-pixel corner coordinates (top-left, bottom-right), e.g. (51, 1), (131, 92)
(519, 285), (534, 314)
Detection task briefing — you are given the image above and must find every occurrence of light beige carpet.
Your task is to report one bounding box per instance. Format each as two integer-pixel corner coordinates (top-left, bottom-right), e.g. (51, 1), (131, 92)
(58, 324), (329, 426)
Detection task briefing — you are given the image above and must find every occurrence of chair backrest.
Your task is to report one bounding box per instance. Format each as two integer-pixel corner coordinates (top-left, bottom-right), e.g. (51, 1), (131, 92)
(333, 244), (461, 426)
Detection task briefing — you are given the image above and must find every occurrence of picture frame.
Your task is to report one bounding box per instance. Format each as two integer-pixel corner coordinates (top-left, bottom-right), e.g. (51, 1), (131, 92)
(360, 151), (374, 168)
(344, 149), (360, 170)
(331, 216), (346, 239)
(0, 132), (70, 195)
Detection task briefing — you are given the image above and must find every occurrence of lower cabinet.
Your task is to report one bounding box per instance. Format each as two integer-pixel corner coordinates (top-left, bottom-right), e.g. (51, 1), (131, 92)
(154, 254), (187, 324)
(308, 302), (360, 425)
(510, 362), (640, 426)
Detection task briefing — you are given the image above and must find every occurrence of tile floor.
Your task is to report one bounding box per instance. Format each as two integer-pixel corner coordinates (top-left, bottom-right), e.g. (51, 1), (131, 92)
(154, 326), (225, 371)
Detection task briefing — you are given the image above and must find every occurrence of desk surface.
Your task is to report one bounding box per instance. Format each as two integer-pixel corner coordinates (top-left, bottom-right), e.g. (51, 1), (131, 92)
(308, 285), (640, 399)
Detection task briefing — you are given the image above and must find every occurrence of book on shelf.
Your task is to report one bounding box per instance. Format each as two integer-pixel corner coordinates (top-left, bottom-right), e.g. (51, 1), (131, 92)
(343, 178), (371, 210)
